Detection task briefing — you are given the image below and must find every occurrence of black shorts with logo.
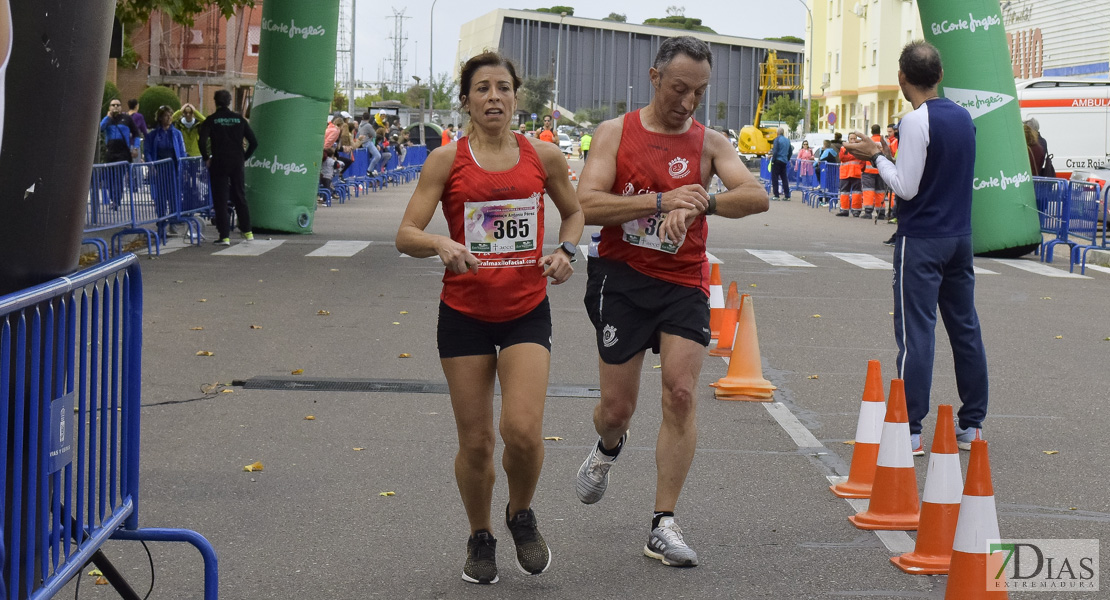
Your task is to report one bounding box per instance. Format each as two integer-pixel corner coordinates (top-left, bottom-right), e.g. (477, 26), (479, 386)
(583, 256), (710, 365)
(437, 297), (552, 358)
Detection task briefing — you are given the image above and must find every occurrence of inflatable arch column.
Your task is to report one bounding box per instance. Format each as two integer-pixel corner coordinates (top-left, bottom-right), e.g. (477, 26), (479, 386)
(245, 0), (339, 233)
(918, 0), (1042, 256)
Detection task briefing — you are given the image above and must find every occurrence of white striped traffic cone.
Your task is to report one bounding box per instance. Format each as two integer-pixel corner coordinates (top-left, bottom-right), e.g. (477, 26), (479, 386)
(709, 263), (724, 339)
(830, 360), (885, 498)
(848, 379), (920, 530)
(944, 436), (1009, 598)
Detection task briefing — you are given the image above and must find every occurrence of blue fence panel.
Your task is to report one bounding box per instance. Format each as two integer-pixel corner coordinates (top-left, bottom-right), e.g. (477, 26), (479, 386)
(85, 163), (133, 235)
(402, 145), (428, 167)
(1065, 180), (1104, 273)
(1, 256), (219, 599)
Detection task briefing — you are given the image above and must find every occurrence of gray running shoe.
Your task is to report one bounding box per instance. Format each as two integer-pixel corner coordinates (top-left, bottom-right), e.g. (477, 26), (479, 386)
(462, 530), (498, 584)
(505, 504), (551, 575)
(576, 431), (627, 504)
(643, 517), (699, 567)
(954, 422), (981, 451)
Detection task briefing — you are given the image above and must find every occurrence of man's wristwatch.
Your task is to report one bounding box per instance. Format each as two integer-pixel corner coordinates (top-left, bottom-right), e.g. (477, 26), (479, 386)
(870, 152), (883, 167)
(558, 241), (577, 263)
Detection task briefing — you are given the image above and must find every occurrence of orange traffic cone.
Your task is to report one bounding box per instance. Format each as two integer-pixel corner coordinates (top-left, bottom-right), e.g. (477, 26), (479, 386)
(892, 404), (964, 574)
(568, 167), (578, 181)
(708, 283), (740, 357)
(830, 360), (885, 498)
(945, 437), (1009, 599)
(709, 263), (725, 340)
(710, 294), (776, 400)
(849, 378), (919, 530)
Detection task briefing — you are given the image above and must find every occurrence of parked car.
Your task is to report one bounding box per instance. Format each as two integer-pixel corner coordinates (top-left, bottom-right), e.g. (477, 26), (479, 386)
(558, 132), (573, 156)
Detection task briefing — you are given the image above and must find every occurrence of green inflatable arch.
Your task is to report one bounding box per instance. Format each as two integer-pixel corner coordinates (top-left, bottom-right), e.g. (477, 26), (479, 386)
(245, 0), (340, 233)
(918, 0), (1042, 257)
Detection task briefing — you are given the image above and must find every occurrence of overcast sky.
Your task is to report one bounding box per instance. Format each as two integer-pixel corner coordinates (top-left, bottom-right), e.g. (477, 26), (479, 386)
(349, 1), (808, 85)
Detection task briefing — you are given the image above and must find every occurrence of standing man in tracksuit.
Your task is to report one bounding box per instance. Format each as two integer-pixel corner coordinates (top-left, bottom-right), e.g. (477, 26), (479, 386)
(845, 40), (987, 456)
(769, 127), (792, 200)
(199, 89), (258, 246)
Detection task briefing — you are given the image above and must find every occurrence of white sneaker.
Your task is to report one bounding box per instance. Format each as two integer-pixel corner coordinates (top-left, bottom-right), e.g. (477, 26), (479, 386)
(575, 431), (627, 504)
(643, 517), (699, 567)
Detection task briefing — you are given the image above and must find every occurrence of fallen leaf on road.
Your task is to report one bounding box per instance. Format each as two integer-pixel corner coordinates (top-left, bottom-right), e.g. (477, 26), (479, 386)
(1055, 335), (1063, 339)
(304, 415), (315, 420)
(245, 301), (254, 305)
(398, 353), (411, 358)
(1070, 507), (1078, 511)
(1043, 450), (1058, 455)
(88, 569), (103, 577)
(399, 311), (409, 315)
(379, 491), (396, 497)
(330, 269), (339, 272)
(544, 436), (564, 441)
(353, 447), (365, 451)
(243, 461), (263, 472)
(317, 310), (331, 316)
(201, 382), (221, 394)
(197, 299), (207, 302)
(843, 440), (856, 445)
(652, 364), (661, 369)
(250, 325), (263, 329)
(220, 389), (233, 393)
(174, 280), (184, 284)
(392, 321), (400, 325)
(196, 350), (214, 356)
(95, 576), (109, 585)
(191, 326), (204, 330)
(291, 369), (304, 375)
(807, 375), (819, 379)
(1041, 297), (1052, 300)
(812, 314), (821, 318)
(750, 284), (757, 288)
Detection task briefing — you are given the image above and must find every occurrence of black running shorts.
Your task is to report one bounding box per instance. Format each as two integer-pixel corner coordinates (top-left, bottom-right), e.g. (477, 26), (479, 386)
(583, 256), (710, 365)
(437, 297), (552, 358)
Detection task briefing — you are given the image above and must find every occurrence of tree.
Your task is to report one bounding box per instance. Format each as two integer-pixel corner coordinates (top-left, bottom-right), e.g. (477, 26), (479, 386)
(575, 105), (609, 125)
(535, 6), (574, 15)
(430, 72), (459, 110)
(603, 12), (626, 22)
(117, 0), (255, 27)
(331, 84), (347, 112)
(716, 101), (727, 123)
(518, 76), (553, 118)
(642, 15), (715, 33)
(405, 85), (428, 108)
(666, 5), (685, 16)
(763, 95), (805, 132)
(764, 35), (805, 44)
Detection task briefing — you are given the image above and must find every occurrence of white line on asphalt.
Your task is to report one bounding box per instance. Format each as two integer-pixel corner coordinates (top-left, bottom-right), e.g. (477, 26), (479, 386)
(762, 402), (824, 448)
(1081, 263), (1110, 276)
(990, 258), (1091, 279)
(306, 241), (371, 257)
(746, 249), (817, 267)
(706, 251), (722, 264)
(973, 266), (998, 275)
(213, 239), (285, 256)
(156, 237), (191, 255)
(828, 252), (894, 270)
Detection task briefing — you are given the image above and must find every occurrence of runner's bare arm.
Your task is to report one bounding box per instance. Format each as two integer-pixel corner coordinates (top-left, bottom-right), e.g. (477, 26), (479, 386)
(395, 145), (480, 275)
(704, 128), (769, 219)
(577, 117), (709, 226)
(532, 139), (585, 284)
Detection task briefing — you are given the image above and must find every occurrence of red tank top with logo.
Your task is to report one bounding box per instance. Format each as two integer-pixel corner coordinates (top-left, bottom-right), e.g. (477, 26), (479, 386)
(599, 110), (709, 294)
(440, 133), (548, 322)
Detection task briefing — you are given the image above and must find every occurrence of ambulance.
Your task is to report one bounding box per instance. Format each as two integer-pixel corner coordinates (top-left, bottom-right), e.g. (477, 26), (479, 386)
(1016, 78), (1110, 181)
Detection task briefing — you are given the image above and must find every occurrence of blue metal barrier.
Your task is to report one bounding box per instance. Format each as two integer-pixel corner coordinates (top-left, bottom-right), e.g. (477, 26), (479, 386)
(1, 255), (219, 599)
(1065, 180), (1104, 273)
(177, 157), (213, 245)
(84, 163), (134, 255)
(818, 162), (841, 210)
(1033, 176), (1069, 258)
(110, 160), (178, 257)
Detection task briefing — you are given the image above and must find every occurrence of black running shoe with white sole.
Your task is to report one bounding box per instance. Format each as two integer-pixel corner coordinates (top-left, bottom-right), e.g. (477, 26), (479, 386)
(462, 530), (498, 584)
(505, 504), (551, 575)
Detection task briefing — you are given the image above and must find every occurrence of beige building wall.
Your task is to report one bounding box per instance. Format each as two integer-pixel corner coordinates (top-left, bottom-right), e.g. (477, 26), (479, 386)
(809, 0), (922, 134)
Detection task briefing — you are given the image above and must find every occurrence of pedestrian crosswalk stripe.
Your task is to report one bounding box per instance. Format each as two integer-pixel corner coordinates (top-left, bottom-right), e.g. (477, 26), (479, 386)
(213, 239), (285, 256)
(746, 249), (816, 267)
(705, 251), (723, 265)
(990, 258), (1091, 279)
(1082, 264), (1110, 276)
(307, 240), (371, 257)
(828, 252), (893, 270)
(973, 266), (998, 275)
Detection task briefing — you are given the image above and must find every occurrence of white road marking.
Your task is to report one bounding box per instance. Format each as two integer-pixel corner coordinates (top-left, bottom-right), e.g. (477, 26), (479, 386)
(828, 252), (893, 270)
(746, 249), (817, 267)
(213, 239), (285, 256)
(307, 241), (371, 257)
(762, 402), (824, 448)
(706, 251), (722, 265)
(973, 266), (998, 275)
(1081, 263), (1110, 276)
(991, 258), (1090, 279)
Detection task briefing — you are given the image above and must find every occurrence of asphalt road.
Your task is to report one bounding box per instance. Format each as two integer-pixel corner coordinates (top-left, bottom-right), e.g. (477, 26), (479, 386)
(63, 159), (1110, 599)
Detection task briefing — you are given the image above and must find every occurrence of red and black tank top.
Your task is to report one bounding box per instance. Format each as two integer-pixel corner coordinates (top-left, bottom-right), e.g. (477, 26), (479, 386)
(598, 109), (709, 294)
(439, 133), (549, 322)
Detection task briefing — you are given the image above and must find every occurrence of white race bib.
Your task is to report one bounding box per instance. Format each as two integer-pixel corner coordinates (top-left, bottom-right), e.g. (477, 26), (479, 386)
(621, 213), (681, 254)
(464, 194), (540, 254)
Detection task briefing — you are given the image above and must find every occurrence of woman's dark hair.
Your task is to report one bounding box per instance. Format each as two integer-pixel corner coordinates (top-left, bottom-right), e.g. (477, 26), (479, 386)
(653, 36), (713, 71)
(899, 40), (943, 89)
(155, 105), (173, 122)
(457, 52), (522, 105)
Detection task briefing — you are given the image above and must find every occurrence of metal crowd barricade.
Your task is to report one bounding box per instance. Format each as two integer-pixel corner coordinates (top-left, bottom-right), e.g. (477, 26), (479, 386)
(1, 255), (219, 599)
(1033, 176), (1069, 259)
(109, 159), (177, 257)
(84, 163), (134, 261)
(1064, 180), (1104, 273)
(177, 157), (213, 245)
(819, 162), (841, 210)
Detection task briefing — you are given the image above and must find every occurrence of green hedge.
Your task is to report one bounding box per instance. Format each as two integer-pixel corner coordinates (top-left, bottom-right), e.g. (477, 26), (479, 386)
(102, 81), (121, 116)
(138, 86), (181, 128)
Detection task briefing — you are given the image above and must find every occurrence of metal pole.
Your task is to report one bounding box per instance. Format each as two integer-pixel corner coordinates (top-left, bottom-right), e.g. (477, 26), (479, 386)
(349, 0), (356, 114)
(797, 0), (813, 134)
(553, 12), (565, 128)
(429, 0), (438, 124)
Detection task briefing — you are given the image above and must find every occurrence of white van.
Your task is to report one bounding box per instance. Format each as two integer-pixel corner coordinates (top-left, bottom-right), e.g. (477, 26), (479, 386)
(1016, 78), (1110, 179)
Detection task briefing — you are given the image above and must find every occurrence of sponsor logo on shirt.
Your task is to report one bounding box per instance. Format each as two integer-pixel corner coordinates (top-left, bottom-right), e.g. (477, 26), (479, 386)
(668, 157), (690, 179)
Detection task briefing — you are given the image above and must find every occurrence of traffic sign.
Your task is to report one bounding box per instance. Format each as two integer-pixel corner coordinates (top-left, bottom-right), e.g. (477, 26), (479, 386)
(553, 110), (561, 120)
(531, 113), (538, 120)
(827, 112), (837, 125)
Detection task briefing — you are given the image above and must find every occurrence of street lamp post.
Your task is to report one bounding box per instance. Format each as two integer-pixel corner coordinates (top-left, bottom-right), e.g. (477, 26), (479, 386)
(413, 75), (426, 146)
(428, 0), (438, 129)
(553, 12), (566, 128)
(797, 0), (814, 134)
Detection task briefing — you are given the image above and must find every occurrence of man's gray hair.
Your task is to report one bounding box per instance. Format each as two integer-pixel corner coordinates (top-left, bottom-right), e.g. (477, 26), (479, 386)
(777, 127), (785, 135)
(653, 36), (713, 71)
